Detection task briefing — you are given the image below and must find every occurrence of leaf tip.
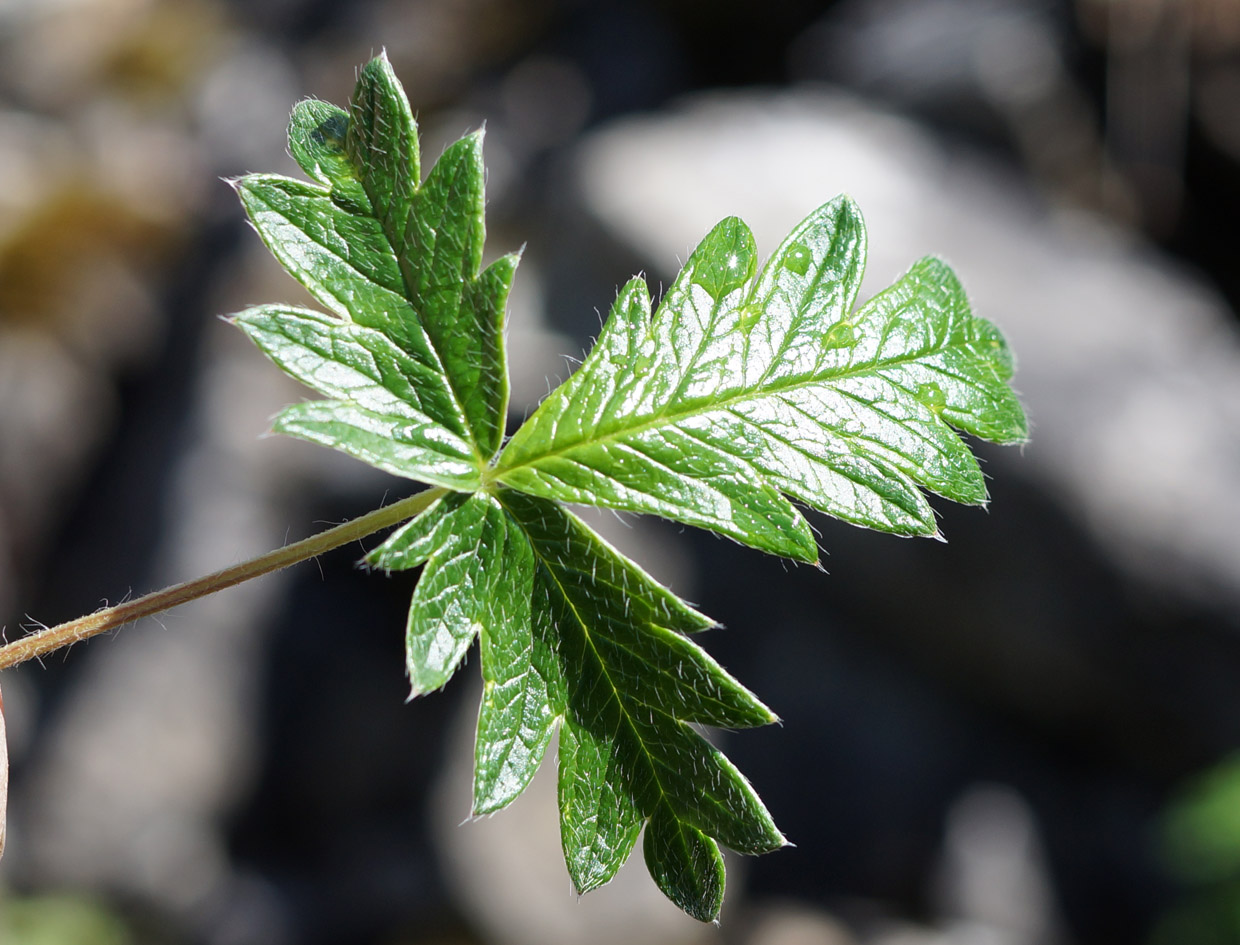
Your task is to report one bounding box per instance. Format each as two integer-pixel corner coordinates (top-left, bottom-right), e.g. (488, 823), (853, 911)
(405, 674), (438, 702)
(470, 792), (511, 819)
(461, 127), (487, 155)
(363, 47), (396, 77)
(834, 192), (863, 220)
(791, 544), (821, 567)
(569, 870), (611, 897)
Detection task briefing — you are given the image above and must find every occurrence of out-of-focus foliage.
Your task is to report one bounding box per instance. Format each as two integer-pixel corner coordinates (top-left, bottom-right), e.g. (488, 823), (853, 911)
(1152, 755), (1240, 945)
(1164, 754), (1240, 885)
(0, 893), (134, 945)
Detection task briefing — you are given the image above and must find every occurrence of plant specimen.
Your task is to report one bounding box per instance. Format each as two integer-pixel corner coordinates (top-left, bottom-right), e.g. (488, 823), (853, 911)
(0, 53), (1027, 920)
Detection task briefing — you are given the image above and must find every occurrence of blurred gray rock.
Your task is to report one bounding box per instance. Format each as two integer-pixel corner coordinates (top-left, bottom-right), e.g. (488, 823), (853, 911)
(5, 317), (339, 941)
(930, 784), (1065, 945)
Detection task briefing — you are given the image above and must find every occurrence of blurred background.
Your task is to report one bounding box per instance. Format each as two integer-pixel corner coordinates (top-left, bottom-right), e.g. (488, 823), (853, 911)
(2, 0), (1240, 942)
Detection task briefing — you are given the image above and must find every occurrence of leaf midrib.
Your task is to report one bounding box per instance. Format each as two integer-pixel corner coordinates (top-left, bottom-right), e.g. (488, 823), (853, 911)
(511, 508), (778, 855)
(495, 337), (963, 481)
(509, 509), (678, 840)
(344, 134), (489, 469)
(249, 173), (485, 464)
(257, 310), (449, 425)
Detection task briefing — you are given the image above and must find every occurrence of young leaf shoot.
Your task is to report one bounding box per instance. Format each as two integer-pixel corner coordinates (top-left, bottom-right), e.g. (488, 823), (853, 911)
(229, 52), (1028, 920)
(2, 52), (1027, 919)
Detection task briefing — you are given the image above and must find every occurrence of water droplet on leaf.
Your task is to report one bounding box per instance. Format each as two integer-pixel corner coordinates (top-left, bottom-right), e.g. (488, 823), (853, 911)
(823, 322), (857, 348)
(916, 382), (947, 412)
(691, 223), (756, 298)
(738, 304), (763, 332)
(782, 242), (812, 276)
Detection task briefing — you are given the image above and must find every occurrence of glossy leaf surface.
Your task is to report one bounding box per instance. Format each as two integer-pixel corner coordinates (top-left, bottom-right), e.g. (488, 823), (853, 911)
(229, 53), (1027, 922)
(497, 199), (1027, 557)
(232, 53), (513, 485)
(499, 492), (783, 899)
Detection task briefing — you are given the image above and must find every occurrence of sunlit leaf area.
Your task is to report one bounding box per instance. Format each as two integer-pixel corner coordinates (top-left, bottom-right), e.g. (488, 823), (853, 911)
(3, 1), (1240, 943)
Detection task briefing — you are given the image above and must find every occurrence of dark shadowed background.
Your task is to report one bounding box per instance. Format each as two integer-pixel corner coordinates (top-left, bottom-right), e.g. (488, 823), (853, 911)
(2, 1), (1240, 943)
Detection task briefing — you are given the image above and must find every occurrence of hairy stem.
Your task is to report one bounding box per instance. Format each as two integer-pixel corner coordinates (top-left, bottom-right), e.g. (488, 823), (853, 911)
(0, 488), (445, 671)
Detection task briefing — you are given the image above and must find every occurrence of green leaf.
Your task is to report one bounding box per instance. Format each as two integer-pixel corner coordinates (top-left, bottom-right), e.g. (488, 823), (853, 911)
(231, 306), (479, 488)
(368, 492), (556, 813)
(370, 487), (778, 914)
(500, 492), (784, 905)
(366, 492), (505, 696)
(230, 54), (1028, 923)
(496, 197), (1027, 555)
(1163, 753), (1240, 885)
(233, 51), (513, 485)
(644, 804), (726, 922)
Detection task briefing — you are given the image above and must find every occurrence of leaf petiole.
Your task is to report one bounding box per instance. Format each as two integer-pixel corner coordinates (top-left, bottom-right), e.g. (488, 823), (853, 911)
(0, 487), (445, 671)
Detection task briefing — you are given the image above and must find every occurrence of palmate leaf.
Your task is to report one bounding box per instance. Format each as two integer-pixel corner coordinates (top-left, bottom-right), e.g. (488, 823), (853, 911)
(229, 53), (1028, 922)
